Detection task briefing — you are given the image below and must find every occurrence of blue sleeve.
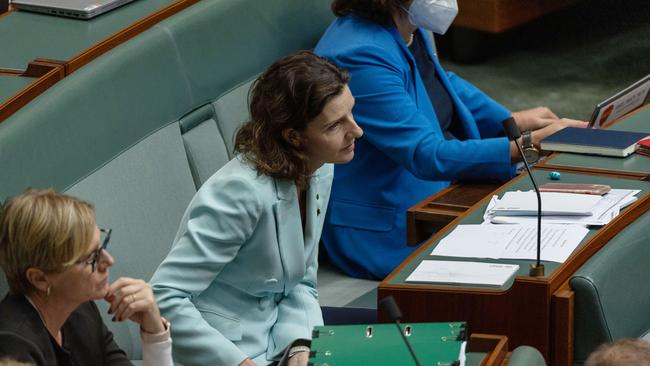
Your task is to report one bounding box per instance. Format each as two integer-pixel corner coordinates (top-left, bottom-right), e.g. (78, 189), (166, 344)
(333, 44), (514, 182)
(446, 71), (512, 138)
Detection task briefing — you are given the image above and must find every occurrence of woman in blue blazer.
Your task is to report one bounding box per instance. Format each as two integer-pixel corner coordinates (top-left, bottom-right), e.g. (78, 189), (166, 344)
(150, 51), (362, 366)
(315, 0), (587, 280)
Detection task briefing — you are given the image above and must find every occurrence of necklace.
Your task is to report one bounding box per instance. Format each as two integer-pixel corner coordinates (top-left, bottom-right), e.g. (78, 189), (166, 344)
(406, 33), (414, 47)
(25, 295), (63, 344)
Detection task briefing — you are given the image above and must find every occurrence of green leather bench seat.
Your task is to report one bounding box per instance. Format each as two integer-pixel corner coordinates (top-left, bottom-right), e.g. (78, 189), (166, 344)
(570, 209), (650, 364)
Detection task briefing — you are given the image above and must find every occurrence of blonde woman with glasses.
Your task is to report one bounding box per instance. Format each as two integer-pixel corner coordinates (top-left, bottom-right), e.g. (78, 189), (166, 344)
(0, 189), (172, 366)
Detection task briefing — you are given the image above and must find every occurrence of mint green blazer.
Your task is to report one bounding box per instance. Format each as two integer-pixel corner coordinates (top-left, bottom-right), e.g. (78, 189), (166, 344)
(151, 157), (333, 366)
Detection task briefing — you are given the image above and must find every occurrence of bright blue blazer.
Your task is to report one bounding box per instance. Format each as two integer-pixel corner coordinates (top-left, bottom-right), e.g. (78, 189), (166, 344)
(315, 16), (516, 280)
(151, 157), (333, 365)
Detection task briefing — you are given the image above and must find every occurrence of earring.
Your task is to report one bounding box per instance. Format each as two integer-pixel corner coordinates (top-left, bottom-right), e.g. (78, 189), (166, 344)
(46, 286), (51, 297)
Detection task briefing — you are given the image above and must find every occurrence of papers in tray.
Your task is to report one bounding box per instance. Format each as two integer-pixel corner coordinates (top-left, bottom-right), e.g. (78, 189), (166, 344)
(485, 189), (640, 226)
(406, 260), (520, 287)
(489, 191), (603, 216)
(431, 224), (589, 263)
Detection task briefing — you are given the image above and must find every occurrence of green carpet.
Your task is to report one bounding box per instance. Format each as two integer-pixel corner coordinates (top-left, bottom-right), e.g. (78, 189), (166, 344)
(439, 0), (650, 120)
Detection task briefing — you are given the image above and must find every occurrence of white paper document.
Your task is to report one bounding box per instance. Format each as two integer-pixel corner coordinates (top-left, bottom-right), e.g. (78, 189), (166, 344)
(490, 191), (603, 216)
(406, 260), (520, 287)
(431, 224), (589, 263)
(485, 189), (640, 226)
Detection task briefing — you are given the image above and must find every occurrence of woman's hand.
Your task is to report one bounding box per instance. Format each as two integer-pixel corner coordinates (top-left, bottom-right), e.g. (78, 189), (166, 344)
(509, 118), (588, 161)
(512, 107), (559, 132)
(105, 277), (165, 334)
(238, 359), (257, 366)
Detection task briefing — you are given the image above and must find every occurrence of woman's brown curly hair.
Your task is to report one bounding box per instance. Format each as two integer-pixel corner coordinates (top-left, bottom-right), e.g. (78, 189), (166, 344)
(332, 0), (410, 26)
(234, 51), (350, 189)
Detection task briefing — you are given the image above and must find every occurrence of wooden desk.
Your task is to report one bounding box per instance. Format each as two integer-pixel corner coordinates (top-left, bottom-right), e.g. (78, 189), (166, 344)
(407, 182), (500, 246)
(380, 170), (650, 366)
(0, 0), (198, 123)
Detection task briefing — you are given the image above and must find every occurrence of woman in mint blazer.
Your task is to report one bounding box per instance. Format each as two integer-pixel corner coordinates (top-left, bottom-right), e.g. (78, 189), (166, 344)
(150, 51), (362, 366)
(315, 0), (586, 280)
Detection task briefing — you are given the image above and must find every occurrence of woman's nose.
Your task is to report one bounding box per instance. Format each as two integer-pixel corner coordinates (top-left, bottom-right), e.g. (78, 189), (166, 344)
(98, 250), (114, 270)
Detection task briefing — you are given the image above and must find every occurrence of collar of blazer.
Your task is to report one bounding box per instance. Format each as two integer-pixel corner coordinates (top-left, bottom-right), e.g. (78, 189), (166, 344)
(273, 167), (324, 201)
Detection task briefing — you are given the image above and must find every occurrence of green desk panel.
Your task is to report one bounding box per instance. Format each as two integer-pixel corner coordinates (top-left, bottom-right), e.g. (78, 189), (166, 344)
(0, 74), (35, 104)
(387, 170), (650, 288)
(0, 0), (176, 69)
(310, 322), (467, 366)
(545, 107), (650, 175)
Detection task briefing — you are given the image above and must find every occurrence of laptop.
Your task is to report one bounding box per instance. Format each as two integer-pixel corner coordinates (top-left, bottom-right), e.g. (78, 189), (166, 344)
(588, 73), (650, 128)
(12, 0), (136, 19)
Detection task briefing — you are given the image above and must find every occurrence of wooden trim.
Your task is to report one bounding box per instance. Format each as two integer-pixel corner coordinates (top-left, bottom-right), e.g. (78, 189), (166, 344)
(552, 285), (574, 366)
(469, 334), (508, 366)
(0, 0), (198, 122)
(0, 65), (65, 123)
(21, 58), (67, 77)
(536, 158), (647, 180)
(406, 183), (500, 246)
(66, 0), (200, 74)
(0, 68), (23, 76)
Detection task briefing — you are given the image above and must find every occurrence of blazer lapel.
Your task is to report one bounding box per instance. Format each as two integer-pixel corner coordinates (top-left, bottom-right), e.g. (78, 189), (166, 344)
(272, 178), (305, 295)
(418, 28), (481, 139)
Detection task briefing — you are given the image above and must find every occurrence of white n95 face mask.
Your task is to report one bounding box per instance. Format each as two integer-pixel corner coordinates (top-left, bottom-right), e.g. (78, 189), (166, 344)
(407, 0), (459, 35)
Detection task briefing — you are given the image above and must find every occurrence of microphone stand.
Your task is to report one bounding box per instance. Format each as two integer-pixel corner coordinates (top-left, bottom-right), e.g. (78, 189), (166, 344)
(502, 118), (544, 277)
(378, 296), (422, 366)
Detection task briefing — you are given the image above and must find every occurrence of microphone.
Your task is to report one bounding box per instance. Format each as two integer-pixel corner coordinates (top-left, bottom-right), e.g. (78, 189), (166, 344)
(502, 117), (545, 277)
(378, 296), (422, 366)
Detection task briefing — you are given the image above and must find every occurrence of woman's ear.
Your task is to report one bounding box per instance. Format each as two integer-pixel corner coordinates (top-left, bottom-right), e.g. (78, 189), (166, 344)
(25, 267), (50, 294)
(282, 128), (302, 148)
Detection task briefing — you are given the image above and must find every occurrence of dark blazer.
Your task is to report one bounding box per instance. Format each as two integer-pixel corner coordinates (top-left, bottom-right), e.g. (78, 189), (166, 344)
(0, 294), (131, 366)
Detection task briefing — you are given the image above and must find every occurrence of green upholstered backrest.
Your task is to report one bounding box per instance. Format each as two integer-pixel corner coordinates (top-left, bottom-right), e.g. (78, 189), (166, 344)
(157, 0), (334, 105)
(0, 26), (192, 200)
(570, 210), (650, 364)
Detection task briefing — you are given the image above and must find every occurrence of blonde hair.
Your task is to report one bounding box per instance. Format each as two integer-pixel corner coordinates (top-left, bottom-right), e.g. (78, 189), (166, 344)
(0, 189), (96, 295)
(585, 339), (650, 366)
(0, 357), (35, 366)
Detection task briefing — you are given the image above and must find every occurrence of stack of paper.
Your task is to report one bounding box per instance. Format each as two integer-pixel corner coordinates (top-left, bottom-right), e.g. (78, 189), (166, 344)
(484, 189), (639, 226)
(406, 260), (520, 287)
(431, 224), (589, 263)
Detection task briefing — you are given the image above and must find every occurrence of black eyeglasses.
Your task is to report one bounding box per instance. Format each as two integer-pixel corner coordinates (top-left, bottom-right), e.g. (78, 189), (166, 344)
(77, 228), (112, 272)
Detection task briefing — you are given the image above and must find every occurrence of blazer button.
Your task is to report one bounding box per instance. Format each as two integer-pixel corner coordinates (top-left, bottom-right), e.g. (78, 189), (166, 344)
(317, 208), (321, 216)
(258, 297), (272, 310)
(316, 194), (320, 200)
(264, 278), (278, 286)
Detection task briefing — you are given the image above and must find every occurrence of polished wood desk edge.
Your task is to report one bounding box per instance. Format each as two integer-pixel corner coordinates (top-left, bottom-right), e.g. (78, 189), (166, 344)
(67, 0), (201, 74)
(535, 160), (647, 179)
(0, 0), (199, 125)
(551, 284), (575, 366)
(0, 64), (65, 123)
(468, 334), (508, 366)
